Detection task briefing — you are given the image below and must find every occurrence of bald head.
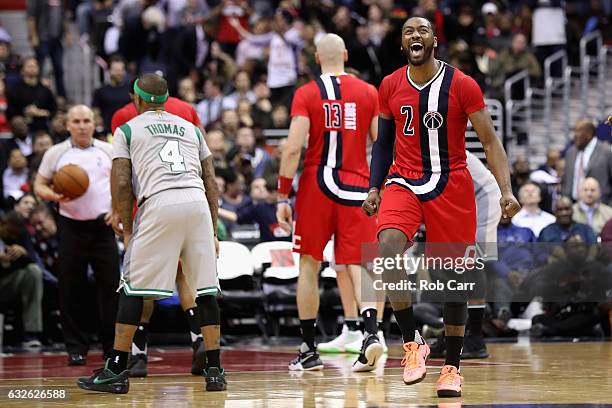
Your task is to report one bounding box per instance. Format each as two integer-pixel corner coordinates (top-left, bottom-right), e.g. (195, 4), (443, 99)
(579, 177), (601, 205)
(66, 105), (95, 147)
(67, 104), (94, 121)
(316, 34), (347, 68)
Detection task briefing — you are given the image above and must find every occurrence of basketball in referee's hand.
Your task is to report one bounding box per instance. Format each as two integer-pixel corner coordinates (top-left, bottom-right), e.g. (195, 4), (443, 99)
(52, 164), (90, 199)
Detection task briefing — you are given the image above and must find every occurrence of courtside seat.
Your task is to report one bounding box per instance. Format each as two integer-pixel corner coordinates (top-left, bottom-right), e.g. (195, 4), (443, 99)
(217, 241), (267, 337)
(251, 241), (300, 336)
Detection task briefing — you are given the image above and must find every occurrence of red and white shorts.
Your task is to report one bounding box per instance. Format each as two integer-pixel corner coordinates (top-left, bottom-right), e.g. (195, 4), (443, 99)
(378, 168), (477, 245)
(293, 167), (377, 265)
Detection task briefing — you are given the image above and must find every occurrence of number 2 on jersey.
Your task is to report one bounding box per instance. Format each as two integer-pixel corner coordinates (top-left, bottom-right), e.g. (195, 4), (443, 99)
(400, 105), (414, 136)
(159, 140), (186, 171)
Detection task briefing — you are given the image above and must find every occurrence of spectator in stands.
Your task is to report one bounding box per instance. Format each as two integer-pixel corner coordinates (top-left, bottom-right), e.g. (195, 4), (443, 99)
(347, 25), (382, 86)
(197, 78), (226, 128)
(236, 99), (254, 128)
(206, 129), (230, 169)
(13, 193), (37, 221)
(3, 148), (29, 202)
(512, 182), (555, 238)
(219, 174), (292, 242)
(5, 57), (56, 132)
(539, 196), (597, 245)
(34, 105), (119, 366)
(270, 105), (290, 130)
(213, 0), (251, 56)
(219, 168), (249, 233)
(223, 70), (256, 110)
(203, 41), (237, 87)
(530, 0), (567, 71)
(26, 0), (68, 98)
(30, 204), (59, 277)
(529, 234), (611, 338)
(229, 126), (270, 179)
(251, 81), (273, 129)
(0, 79), (9, 136)
(0, 211), (43, 348)
(537, 148), (561, 178)
(262, 137), (286, 179)
(232, 9), (303, 106)
(118, 6), (165, 71)
(28, 130), (54, 175)
(92, 55), (131, 132)
(234, 17), (271, 68)
(488, 33), (542, 100)
(2, 116), (32, 169)
(174, 17), (213, 85)
(367, 3), (388, 47)
(0, 31), (21, 88)
(572, 177), (612, 235)
(562, 119), (612, 204)
(50, 112), (68, 143)
(511, 156), (531, 198)
(219, 109), (240, 141)
(489, 211), (538, 324)
(177, 77), (197, 106)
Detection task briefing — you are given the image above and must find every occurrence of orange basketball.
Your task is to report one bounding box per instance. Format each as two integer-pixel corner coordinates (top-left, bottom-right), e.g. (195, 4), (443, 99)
(52, 164), (90, 199)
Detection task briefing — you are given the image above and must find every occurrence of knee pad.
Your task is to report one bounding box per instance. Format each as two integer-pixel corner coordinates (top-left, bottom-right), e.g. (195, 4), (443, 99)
(196, 295), (220, 327)
(443, 302), (468, 326)
(116, 290), (144, 325)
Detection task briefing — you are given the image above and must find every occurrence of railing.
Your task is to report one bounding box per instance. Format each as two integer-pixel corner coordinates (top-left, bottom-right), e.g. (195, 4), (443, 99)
(579, 30), (604, 119)
(465, 99), (503, 162)
(504, 70), (532, 161)
(543, 50), (569, 141)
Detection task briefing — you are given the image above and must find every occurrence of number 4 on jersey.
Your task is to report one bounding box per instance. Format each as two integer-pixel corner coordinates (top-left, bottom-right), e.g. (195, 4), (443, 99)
(159, 140), (186, 171)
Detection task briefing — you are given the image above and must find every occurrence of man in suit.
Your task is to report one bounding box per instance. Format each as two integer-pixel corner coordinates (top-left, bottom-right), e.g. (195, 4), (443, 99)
(562, 119), (612, 204)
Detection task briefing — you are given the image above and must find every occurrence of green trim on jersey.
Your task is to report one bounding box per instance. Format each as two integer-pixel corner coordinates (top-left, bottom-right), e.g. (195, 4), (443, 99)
(119, 124), (132, 147)
(196, 286), (218, 296)
(122, 281), (174, 297)
(194, 125), (203, 143)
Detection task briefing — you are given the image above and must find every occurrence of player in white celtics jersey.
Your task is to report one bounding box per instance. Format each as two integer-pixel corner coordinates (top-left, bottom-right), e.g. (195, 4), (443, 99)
(77, 74), (226, 394)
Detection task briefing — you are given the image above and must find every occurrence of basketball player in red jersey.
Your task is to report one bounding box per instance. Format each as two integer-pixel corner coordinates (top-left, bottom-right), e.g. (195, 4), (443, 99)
(111, 81), (209, 377)
(363, 17), (520, 397)
(277, 34), (383, 372)
(111, 80), (201, 133)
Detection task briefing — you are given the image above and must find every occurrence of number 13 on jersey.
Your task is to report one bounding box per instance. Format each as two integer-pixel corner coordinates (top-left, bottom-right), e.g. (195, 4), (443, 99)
(159, 140), (187, 171)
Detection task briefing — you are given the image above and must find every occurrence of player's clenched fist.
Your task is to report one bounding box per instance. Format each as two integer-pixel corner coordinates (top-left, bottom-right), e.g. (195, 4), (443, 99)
(500, 193), (521, 219)
(362, 188), (381, 216)
(276, 201), (293, 233)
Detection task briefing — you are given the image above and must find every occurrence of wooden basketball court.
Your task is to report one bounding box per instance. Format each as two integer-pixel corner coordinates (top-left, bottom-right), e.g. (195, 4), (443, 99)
(0, 340), (610, 406)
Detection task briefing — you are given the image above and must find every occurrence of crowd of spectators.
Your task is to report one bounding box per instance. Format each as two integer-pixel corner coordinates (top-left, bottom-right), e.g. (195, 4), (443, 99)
(0, 0), (610, 347)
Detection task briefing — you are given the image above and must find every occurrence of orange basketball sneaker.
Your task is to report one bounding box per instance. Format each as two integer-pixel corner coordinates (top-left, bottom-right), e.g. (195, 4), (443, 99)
(401, 341), (430, 385)
(436, 365), (463, 397)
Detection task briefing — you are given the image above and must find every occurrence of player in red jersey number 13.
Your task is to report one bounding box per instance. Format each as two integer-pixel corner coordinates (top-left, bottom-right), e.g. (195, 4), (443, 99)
(362, 17), (520, 398)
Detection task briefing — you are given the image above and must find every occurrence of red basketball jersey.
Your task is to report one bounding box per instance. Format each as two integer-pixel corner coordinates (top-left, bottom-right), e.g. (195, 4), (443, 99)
(291, 74), (379, 206)
(379, 62), (485, 201)
(111, 97), (201, 134)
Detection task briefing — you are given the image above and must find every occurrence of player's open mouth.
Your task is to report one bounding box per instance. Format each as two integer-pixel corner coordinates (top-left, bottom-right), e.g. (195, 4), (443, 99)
(410, 43), (424, 58)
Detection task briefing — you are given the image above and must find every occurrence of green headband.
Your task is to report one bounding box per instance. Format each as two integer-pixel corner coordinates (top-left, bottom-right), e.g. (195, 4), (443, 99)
(134, 79), (169, 104)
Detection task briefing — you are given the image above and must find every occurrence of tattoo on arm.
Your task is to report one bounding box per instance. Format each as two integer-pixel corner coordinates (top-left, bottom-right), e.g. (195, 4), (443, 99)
(111, 158), (135, 234)
(202, 158), (219, 233)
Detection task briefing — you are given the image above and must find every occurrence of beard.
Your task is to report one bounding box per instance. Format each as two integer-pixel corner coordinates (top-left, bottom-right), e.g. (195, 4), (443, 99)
(403, 42), (435, 66)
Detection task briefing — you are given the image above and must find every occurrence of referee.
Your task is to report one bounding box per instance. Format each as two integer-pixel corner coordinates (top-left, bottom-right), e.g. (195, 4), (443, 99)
(34, 105), (119, 366)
